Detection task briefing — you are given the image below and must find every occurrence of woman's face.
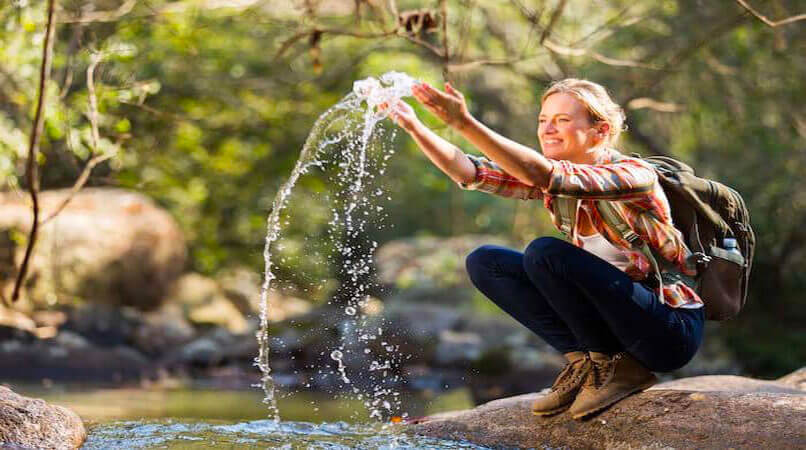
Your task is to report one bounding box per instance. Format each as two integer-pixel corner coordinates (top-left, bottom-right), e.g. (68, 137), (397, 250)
(538, 93), (606, 161)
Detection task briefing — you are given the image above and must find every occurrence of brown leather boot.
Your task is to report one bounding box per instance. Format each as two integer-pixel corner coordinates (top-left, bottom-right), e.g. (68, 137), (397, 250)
(569, 351), (658, 419)
(531, 351), (591, 416)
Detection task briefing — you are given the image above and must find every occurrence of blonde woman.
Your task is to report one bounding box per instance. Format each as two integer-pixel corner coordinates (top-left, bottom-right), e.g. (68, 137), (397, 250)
(383, 79), (704, 419)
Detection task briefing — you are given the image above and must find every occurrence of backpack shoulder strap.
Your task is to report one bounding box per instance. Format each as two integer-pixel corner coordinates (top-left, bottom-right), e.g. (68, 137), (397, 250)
(552, 197), (579, 238)
(596, 200), (668, 304)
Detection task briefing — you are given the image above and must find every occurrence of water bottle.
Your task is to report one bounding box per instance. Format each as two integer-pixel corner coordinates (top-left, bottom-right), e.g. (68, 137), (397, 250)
(723, 237), (743, 258)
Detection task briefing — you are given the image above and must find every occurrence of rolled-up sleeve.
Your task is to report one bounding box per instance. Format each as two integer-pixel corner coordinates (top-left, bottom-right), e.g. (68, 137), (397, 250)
(458, 154), (543, 200)
(546, 158), (656, 200)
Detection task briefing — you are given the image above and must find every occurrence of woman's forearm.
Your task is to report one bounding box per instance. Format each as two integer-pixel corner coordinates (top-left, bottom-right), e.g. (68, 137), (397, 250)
(457, 115), (552, 188)
(408, 122), (477, 184)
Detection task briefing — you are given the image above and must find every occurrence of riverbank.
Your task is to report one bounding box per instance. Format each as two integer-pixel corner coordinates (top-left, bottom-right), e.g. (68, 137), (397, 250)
(410, 369), (806, 449)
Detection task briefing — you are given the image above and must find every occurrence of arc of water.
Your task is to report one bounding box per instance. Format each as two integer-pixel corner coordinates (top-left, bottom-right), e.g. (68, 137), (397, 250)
(256, 72), (416, 422)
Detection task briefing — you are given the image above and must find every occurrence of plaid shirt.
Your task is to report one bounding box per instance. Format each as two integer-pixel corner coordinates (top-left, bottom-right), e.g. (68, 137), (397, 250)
(459, 149), (703, 309)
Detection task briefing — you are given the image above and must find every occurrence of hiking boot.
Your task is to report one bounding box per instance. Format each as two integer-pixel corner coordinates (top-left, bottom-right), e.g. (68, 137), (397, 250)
(569, 351), (658, 419)
(531, 351), (591, 416)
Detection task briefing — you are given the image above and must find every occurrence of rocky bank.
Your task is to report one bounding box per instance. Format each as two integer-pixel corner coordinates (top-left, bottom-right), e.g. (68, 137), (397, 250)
(0, 386), (85, 449)
(409, 370), (806, 449)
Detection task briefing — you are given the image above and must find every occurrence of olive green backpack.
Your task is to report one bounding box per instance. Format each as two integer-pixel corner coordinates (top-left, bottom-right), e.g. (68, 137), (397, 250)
(553, 155), (756, 321)
(613, 156), (755, 320)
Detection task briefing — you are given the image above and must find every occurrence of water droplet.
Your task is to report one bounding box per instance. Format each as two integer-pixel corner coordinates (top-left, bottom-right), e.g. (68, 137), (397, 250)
(345, 306), (356, 315)
(330, 350), (343, 361)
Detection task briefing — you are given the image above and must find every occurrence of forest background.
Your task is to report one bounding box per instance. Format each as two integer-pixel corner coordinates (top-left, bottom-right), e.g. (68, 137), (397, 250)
(1, 0), (804, 378)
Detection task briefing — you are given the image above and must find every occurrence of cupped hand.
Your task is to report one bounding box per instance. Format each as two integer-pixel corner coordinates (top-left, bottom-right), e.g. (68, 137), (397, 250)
(379, 100), (420, 133)
(412, 82), (470, 129)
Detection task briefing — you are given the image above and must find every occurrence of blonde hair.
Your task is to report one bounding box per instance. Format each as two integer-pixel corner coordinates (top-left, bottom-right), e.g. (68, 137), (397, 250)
(541, 78), (626, 146)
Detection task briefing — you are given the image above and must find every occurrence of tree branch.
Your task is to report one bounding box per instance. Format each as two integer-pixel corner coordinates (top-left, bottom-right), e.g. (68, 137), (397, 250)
(542, 39), (661, 70)
(12, 0), (57, 304)
(626, 97), (684, 113)
(274, 27), (403, 61)
(540, 0), (567, 44)
(41, 52), (115, 226)
(735, 0), (806, 27)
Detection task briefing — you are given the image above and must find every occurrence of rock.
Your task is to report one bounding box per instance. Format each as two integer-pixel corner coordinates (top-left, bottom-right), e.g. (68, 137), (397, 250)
(62, 304), (142, 348)
(167, 273), (248, 333)
(30, 310), (67, 328)
(169, 327), (248, 368)
(0, 188), (186, 310)
(131, 303), (195, 357)
(216, 266), (261, 315)
(778, 367), (806, 391)
(652, 373), (806, 394)
(0, 307), (37, 342)
(383, 302), (462, 343)
(434, 330), (483, 367)
(409, 380), (806, 449)
(0, 334), (150, 382)
(179, 337), (223, 367)
(0, 386), (85, 449)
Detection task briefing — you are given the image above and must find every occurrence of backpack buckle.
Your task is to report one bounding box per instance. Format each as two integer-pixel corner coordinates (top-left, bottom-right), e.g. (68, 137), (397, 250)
(688, 252), (712, 266)
(624, 231), (643, 247)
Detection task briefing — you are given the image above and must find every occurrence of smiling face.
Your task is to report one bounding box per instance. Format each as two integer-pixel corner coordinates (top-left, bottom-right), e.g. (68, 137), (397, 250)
(538, 92), (608, 162)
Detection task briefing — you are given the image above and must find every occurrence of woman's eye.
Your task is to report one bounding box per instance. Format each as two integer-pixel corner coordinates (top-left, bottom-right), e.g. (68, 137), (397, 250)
(559, 118), (570, 122)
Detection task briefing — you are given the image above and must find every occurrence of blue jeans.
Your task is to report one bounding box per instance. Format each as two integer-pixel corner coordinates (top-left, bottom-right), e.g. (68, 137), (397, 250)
(465, 237), (704, 372)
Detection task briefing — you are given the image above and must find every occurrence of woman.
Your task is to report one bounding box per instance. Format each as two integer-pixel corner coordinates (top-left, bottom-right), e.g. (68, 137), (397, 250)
(383, 78), (704, 419)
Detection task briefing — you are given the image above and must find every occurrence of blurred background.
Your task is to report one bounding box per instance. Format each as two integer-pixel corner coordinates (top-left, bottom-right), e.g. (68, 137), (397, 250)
(0, 0), (804, 425)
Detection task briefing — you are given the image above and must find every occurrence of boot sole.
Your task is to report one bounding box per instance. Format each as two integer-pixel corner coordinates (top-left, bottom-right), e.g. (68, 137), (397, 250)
(532, 403), (571, 417)
(570, 378), (657, 420)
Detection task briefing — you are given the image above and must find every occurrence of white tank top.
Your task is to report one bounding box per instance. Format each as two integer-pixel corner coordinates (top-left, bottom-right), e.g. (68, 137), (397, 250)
(578, 233), (631, 272)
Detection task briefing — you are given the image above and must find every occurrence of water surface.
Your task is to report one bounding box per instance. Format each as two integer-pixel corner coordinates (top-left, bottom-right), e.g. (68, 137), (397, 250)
(12, 382), (482, 449)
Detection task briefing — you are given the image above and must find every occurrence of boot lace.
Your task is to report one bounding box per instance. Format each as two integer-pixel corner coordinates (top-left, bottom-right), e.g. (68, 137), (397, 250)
(585, 353), (621, 389)
(551, 356), (589, 392)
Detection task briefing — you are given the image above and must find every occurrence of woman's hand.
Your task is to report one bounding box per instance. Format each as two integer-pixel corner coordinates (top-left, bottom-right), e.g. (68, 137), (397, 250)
(412, 82), (470, 129)
(380, 100), (421, 133)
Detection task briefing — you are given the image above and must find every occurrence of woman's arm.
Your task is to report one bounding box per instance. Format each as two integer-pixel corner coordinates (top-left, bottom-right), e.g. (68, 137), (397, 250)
(409, 121), (477, 185)
(384, 100), (543, 200)
(384, 100), (476, 184)
(412, 82), (553, 189)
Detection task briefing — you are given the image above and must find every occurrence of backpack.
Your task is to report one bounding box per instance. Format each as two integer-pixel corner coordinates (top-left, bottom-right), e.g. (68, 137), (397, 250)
(603, 155), (755, 321)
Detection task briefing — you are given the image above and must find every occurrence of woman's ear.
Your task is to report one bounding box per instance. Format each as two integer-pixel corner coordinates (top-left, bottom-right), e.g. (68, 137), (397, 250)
(597, 122), (610, 138)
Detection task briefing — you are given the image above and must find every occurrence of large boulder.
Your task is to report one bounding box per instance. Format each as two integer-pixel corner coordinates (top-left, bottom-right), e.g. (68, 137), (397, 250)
(409, 370), (806, 449)
(0, 188), (186, 310)
(0, 386), (85, 449)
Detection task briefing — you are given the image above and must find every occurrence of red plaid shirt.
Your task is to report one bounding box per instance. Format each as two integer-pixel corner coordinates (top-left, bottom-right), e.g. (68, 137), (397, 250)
(459, 149), (703, 309)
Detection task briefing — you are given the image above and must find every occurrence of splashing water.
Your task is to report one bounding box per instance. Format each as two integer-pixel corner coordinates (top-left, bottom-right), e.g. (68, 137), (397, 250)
(255, 72), (417, 422)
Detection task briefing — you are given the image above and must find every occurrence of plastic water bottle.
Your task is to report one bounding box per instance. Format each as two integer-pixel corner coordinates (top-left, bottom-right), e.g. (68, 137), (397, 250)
(723, 238), (742, 257)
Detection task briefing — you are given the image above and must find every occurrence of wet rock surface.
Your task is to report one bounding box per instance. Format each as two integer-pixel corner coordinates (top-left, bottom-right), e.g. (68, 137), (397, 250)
(409, 369), (806, 449)
(0, 386), (85, 449)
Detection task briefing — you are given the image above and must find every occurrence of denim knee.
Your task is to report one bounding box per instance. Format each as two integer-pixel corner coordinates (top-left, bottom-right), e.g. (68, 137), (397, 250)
(465, 244), (503, 284)
(523, 236), (569, 268)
